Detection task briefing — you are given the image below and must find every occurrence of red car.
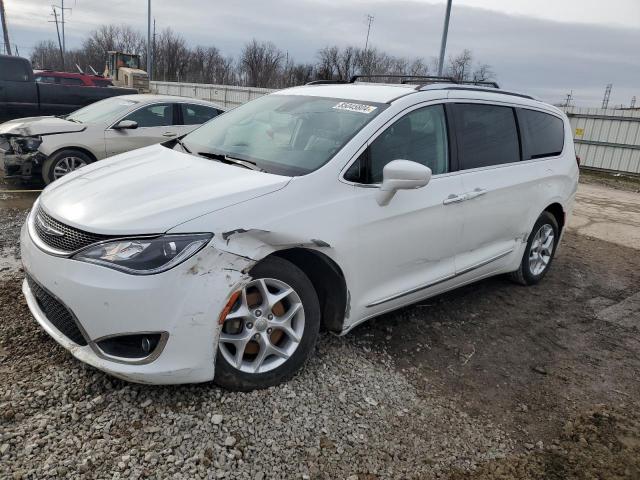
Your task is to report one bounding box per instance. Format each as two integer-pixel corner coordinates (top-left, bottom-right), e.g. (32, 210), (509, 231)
(34, 70), (114, 87)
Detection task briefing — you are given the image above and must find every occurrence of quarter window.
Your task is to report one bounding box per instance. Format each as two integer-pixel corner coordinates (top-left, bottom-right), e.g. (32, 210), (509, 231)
(181, 104), (221, 125)
(345, 104), (449, 184)
(453, 103), (520, 170)
(123, 104), (174, 127)
(519, 109), (564, 159)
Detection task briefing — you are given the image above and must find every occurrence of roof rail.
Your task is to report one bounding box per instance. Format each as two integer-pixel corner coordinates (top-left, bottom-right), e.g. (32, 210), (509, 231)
(349, 74), (461, 84)
(305, 79), (349, 85)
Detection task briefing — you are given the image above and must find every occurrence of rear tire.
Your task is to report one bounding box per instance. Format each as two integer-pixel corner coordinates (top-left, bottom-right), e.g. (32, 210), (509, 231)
(42, 149), (93, 185)
(511, 211), (559, 286)
(214, 256), (320, 391)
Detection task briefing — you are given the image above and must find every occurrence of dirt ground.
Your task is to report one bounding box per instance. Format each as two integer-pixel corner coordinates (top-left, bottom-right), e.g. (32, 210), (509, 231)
(1, 170), (639, 479)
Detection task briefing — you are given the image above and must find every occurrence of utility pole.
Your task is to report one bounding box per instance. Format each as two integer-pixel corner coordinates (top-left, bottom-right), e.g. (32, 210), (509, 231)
(364, 14), (374, 52)
(601, 83), (612, 109)
(437, 0), (453, 76)
(147, 0), (151, 79)
(0, 0), (12, 56)
(50, 6), (64, 70)
(563, 90), (573, 108)
(631, 96), (637, 109)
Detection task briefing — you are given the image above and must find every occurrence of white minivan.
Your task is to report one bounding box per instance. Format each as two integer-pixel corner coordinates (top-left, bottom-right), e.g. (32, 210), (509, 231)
(20, 78), (579, 390)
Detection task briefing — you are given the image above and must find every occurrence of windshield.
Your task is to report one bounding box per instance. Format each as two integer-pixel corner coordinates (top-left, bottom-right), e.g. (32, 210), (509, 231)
(181, 94), (387, 176)
(66, 97), (137, 124)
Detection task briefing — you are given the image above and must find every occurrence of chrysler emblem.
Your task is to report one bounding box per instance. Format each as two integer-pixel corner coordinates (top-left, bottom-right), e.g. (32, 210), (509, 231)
(36, 214), (65, 237)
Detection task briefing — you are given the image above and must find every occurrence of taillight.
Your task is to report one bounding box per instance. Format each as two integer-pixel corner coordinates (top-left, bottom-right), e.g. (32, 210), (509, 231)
(575, 155), (581, 167)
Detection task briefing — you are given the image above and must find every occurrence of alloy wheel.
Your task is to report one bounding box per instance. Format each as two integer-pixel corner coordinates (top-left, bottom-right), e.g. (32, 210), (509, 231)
(53, 156), (88, 179)
(219, 278), (305, 374)
(529, 224), (555, 276)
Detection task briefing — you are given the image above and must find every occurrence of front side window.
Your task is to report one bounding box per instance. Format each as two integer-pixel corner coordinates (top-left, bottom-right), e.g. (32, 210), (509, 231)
(182, 95), (387, 176)
(519, 109), (564, 160)
(181, 104), (221, 125)
(35, 75), (56, 84)
(453, 103), (520, 170)
(345, 104), (449, 184)
(123, 103), (174, 128)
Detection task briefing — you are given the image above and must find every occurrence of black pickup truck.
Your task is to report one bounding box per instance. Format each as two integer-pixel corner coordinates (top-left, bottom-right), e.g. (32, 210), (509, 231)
(0, 55), (137, 122)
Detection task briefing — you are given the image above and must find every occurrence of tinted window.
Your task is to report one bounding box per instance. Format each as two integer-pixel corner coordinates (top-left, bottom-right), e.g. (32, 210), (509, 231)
(124, 103), (174, 127)
(453, 104), (520, 169)
(35, 75), (56, 84)
(0, 60), (30, 82)
(181, 104), (221, 125)
(346, 105), (449, 184)
(519, 109), (564, 159)
(60, 77), (85, 85)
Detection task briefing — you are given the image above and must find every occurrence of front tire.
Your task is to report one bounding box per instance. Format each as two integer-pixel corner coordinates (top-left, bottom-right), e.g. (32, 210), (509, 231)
(214, 256), (320, 391)
(42, 149), (93, 185)
(511, 211), (559, 285)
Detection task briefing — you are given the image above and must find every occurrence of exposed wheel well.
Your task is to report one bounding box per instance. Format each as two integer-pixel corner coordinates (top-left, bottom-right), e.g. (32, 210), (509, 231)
(544, 203), (565, 232)
(266, 248), (348, 333)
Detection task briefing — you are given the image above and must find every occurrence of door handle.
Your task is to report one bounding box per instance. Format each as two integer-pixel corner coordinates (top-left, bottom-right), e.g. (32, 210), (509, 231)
(465, 188), (488, 200)
(162, 132), (177, 137)
(443, 193), (467, 205)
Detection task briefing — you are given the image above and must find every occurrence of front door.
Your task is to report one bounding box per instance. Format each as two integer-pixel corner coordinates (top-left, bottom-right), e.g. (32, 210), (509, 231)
(105, 103), (178, 156)
(348, 104), (464, 313)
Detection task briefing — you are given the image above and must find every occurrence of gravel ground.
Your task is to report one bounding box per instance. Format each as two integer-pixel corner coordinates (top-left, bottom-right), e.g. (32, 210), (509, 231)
(1, 178), (640, 479)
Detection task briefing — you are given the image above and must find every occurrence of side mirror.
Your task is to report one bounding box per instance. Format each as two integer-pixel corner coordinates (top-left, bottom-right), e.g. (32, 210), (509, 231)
(376, 159), (432, 206)
(113, 120), (138, 130)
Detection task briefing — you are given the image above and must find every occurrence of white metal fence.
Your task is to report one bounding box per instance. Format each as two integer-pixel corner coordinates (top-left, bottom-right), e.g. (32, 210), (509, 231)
(150, 81), (274, 109)
(562, 107), (640, 175)
(151, 81), (640, 175)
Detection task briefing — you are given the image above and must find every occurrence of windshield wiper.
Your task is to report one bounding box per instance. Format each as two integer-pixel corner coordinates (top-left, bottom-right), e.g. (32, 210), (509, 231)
(174, 137), (191, 153)
(197, 151), (264, 172)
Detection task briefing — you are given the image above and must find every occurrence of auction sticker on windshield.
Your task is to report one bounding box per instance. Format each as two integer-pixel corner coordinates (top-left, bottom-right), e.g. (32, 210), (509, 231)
(333, 102), (378, 114)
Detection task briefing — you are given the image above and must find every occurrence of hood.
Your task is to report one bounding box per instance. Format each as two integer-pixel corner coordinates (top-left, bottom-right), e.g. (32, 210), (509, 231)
(0, 116), (86, 137)
(39, 144), (292, 235)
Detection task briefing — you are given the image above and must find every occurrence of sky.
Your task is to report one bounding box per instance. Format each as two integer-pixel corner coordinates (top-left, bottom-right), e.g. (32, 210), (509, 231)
(3, 0), (639, 107)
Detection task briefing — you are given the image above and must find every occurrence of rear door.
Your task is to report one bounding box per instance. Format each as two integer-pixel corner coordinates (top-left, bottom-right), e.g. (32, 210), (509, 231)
(104, 102), (177, 156)
(449, 102), (548, 276)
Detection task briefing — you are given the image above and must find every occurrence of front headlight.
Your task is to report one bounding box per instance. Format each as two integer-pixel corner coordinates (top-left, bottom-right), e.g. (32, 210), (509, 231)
(9, 136), (42, 154)
(72, 233), (212, 275)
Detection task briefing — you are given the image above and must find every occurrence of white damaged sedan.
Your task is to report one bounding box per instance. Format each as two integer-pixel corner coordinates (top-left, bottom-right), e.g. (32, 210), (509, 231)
(21, 80), (578, 390)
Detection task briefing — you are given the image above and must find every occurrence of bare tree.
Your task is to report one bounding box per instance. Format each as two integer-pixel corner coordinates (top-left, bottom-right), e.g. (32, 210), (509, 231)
(446, 49), (473, 82)
(240, 39), (284, 87)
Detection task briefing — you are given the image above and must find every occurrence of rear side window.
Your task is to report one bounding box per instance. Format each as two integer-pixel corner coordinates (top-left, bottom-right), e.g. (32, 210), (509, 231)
(181, 104), (221, 125)
(452, 103), (520, 170)
(0, 60), (30, 82)
(518, 109), (564, 159)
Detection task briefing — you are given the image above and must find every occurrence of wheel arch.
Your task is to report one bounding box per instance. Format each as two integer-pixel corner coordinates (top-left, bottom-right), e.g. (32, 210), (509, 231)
(543, 202), (565, 233)
(48, 145), (98, 163)
(262, 248), (348, 333)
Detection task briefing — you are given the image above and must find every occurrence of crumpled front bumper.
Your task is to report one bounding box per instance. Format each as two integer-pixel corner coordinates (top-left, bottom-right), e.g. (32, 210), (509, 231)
(20, 220), (254, 384)
(1, 150), (45, 180)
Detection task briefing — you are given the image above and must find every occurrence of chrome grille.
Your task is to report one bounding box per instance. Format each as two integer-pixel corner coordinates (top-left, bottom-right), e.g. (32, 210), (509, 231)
(26, 274), (88, 346)
(33, 206), (114, 253)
